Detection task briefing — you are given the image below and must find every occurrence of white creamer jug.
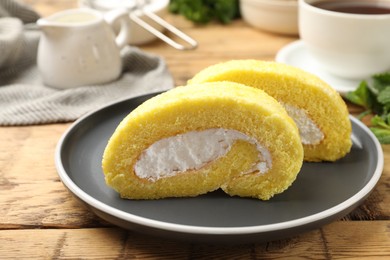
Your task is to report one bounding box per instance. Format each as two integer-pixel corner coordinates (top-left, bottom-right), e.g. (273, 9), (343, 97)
(37, 8), (129, 89)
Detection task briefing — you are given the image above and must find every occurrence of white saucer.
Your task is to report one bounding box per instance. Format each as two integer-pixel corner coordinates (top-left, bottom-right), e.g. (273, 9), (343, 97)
(275, 40), (361, 96)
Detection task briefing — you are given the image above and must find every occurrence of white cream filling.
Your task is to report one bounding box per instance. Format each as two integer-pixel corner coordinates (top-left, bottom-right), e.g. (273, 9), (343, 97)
(281, 103), (324, 145)
(134, 128), (272, 182)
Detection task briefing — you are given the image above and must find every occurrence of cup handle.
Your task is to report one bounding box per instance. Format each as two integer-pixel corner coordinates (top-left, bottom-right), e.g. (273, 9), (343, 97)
(104, 9), (130, 50)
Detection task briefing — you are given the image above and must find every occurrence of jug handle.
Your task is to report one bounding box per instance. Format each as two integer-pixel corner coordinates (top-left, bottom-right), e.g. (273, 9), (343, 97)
(104, 9), (130, 50)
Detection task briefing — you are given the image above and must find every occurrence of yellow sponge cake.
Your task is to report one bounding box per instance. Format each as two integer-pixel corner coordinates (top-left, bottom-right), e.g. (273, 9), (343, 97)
(188, 60), (352, 162)
(102, 82), (304, 200)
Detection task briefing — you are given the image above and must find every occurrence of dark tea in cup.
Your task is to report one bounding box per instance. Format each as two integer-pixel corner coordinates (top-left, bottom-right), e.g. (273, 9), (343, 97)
(312, 0), (390, 15)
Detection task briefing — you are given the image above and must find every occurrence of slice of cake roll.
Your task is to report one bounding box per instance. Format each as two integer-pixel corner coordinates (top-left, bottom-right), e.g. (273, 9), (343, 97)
(102, 82), (303, 200)
(188, 60), (352, 162)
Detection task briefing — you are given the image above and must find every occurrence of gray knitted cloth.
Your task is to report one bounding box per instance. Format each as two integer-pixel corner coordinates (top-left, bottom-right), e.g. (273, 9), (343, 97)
(0, 0), (174, 125)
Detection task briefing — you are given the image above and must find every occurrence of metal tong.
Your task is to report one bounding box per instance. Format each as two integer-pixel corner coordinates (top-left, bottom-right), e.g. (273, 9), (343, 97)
(130, 1), (198, 50)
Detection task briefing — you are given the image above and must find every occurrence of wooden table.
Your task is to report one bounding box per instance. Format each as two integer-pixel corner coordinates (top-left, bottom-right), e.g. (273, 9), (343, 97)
(1, 1), (389, 258)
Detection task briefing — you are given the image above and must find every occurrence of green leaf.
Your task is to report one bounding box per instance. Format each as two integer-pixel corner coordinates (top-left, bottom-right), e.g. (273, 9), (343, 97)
(169, 0), (240, 24)
(371, 115), (390, 129)
(369, 72), (390, 95)
(350, 72), (390, 144)
(345, 81), (369, 107)
(377, 86), (390, 105)
(373, 72), (390, 85)
(345, 80), (377, 109)
(213, 0), (240, 24)
(370, 127), (390, 144)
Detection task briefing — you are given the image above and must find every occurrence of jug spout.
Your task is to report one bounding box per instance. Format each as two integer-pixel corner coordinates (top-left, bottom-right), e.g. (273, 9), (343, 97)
(37, 9), (100, 35)
(37, 18), (63, 35)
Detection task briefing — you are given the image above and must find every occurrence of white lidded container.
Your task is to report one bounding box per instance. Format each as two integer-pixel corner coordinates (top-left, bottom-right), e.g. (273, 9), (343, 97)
(79, 0), (168, 45)
(240, 0), (298, 35)
(79, 0), (197, 49)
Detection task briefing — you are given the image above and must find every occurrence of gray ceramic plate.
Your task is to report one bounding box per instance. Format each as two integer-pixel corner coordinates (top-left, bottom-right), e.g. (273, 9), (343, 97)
(55, 92), (384, 244)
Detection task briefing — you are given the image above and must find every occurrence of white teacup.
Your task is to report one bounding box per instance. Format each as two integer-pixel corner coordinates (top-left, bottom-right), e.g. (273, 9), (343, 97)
(299, 0), (390, 80)
(37, 8), (129, 89)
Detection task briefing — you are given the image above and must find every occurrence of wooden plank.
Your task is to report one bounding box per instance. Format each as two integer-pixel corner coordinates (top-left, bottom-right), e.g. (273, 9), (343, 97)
(0, 181), (107, 229)
(1, 221), (389, 259)
(0, 125), (105, 228)
(0, 228), (127, 259)
(322, 221), (390, 259)
(254, 229), (328, 259)
(0, 228), (192, 259)
(0, 125), (68, 182)
(0, 227), (314, 259)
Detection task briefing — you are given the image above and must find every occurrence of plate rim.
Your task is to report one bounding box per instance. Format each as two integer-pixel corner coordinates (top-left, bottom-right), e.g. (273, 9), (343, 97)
(55, 93), (384, 236)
